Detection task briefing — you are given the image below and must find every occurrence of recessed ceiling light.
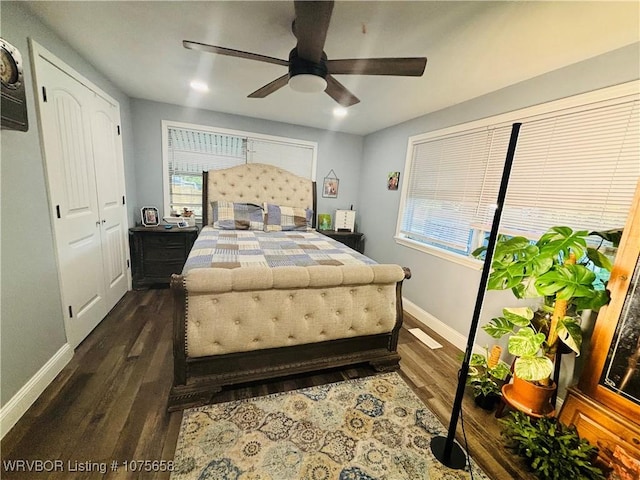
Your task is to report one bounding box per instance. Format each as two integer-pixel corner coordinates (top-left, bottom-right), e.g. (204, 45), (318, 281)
(333, 107), (348, 117)
(190, 80), (209, 92)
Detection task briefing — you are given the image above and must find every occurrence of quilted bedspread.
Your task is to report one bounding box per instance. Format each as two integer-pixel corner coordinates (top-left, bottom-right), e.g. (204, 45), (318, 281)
(183, 226), (374, 273)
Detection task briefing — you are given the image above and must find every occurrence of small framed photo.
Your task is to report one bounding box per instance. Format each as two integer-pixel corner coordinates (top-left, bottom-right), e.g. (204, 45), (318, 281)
(387, 171), (400, 191)
(322, 177), (339, 198)
(141, 206), (159, 227)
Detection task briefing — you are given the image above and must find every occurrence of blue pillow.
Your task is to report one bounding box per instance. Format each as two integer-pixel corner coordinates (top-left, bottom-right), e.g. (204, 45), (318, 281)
(211, 201), (264, 230)
(264, 203), (313, 231)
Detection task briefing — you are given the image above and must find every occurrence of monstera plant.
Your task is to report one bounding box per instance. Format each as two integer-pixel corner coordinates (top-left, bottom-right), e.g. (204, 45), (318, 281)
(476, 226), (615, 384)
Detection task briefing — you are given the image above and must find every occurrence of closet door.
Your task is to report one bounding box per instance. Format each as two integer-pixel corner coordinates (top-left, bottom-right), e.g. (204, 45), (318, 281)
(91, 94), (128, 308)
(34, 58), (108, 348)
(32, 42), (130, 349)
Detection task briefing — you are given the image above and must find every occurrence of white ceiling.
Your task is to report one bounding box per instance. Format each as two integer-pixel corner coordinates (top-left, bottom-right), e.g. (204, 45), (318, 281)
(24, 1), (640, 135)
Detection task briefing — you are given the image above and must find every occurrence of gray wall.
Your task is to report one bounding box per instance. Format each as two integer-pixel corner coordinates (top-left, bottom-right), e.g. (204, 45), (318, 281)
(131, 98), (364, 226)
(0, 2), (137, 407)
(358, 42), (640, 351)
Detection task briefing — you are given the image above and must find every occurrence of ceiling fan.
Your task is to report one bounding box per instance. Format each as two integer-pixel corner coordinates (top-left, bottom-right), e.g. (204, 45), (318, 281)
(183, 1), (427, 107)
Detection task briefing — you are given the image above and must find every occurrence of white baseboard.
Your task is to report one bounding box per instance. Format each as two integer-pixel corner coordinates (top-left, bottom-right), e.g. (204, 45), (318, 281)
(0, 343), (73, 439)
(402, 298), (471, 352)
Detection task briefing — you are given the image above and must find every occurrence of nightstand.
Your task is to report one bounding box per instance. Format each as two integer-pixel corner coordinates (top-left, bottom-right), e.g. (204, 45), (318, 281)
(129, 226), (198, 289)
(317, 229), (365, 254)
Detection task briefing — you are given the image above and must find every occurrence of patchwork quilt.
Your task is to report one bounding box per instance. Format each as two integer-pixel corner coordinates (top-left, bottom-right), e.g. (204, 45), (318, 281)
(183, 226), (374, 273)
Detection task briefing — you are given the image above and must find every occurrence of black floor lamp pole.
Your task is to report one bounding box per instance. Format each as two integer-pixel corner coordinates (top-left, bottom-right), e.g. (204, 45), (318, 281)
(430, 122), (522, 469)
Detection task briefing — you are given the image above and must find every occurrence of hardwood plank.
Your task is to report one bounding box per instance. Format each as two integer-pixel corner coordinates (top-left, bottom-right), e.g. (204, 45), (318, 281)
(0, 289), (535, 480)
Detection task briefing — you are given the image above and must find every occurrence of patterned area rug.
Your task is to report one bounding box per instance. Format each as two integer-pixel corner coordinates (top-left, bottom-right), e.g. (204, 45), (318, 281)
(171, 372), (490, 479)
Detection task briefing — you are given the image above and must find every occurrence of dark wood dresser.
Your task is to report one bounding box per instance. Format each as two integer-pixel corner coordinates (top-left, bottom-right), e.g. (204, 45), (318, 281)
(317, 229), (365, 253)
(559, 181), (640, 476)
(129, 226), (198, 289)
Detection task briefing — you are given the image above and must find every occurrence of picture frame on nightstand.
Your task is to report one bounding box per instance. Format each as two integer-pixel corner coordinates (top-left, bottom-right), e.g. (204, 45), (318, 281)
(141, 206), (159, 227)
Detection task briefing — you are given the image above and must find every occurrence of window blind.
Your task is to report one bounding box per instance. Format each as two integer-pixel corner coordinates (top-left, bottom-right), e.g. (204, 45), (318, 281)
(164, 124), (317, 222)
(168, 128), (245, 174)
(400, 126), (511, 253)
(399, 91), (639, 256)
(247, 138), (315, 179)
(167, 128), (245, 219)
(494, 97), (640, 236)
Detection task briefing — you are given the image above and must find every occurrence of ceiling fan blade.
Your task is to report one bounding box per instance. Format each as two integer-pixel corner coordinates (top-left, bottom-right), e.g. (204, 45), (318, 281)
(248, 74), (290, 98)
(325, 75), (360, 107)
(327, 57), (427, 76)
(183, 40), (288, 67)
(293, 1), (334, 63)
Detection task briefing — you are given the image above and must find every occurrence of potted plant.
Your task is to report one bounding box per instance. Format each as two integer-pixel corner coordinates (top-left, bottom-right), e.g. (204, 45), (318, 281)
(474, 226), (616, 413)
(466, 345), (510, 410)
(500, 411), (605, 480)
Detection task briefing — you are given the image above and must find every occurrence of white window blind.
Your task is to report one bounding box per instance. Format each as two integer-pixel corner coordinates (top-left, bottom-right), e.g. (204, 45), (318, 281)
(399, 88), (640, 257)
(163, 122), (317, 222)
(400, 126), (511, 253)
(247, 138), (315, 179)
(167, 127), (245, 219)
(494, 97), (640, 236)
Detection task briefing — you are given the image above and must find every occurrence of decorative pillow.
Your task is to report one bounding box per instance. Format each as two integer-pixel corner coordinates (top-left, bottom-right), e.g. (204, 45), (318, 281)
(264, 203), (313, 231)
(211, 201), (264, 230)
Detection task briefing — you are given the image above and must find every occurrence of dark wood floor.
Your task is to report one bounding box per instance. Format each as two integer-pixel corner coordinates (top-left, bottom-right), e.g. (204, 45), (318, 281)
(1, 289), (535, 479)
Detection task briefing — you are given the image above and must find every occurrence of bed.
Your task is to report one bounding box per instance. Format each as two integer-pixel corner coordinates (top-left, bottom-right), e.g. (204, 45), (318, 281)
(168, 163), (411, 411)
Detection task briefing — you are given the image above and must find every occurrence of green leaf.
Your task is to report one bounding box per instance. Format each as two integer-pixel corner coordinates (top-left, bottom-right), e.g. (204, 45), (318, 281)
(586, 247), (613, 271)
(482, 316), (516, 338)
(556, 317), (583, 355)
(590, 228), (623, 248)
(574, 289), (610, 312)
(503, 307), (534, 326)
(470, 353), (486, 366)
(488, 238), (547, 293)
(489, 361), (511, 381)
(537, 227), (589, 260)
(487, 269), (522, 292)
(512, 276), (541, 299)
(535, 264), (597, 301)
(508, 327), (546, 357)
(514, 355), (554, 381)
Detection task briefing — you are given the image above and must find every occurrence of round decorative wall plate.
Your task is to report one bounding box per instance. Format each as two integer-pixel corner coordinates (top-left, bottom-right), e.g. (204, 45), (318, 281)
(0, 38), (28, 131)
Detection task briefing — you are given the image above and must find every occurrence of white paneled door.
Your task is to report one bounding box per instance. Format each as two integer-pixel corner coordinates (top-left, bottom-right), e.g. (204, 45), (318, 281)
(91, 95), (128, 308)
(32, 44), (129, 348)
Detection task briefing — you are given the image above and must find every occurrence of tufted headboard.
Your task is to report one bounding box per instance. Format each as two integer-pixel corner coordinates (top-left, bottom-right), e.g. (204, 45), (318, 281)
(202, 163), (317, 227)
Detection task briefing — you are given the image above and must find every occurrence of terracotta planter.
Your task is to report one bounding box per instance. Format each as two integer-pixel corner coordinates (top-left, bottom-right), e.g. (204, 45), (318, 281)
(503, 374), (556, 416)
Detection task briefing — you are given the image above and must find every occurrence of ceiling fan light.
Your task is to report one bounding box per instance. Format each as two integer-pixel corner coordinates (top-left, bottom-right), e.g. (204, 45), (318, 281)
(288, 74), (327, 93)
(333, 107), (348, 117)
(190, 80), (209, 92)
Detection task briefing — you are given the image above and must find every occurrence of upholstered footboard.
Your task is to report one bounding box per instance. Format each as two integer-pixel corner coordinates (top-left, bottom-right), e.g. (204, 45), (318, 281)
(168, 264), (411, 411)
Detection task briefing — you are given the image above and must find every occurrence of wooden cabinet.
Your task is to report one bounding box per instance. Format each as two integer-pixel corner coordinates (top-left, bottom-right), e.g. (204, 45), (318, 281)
(129, 226), (198, 289)
(317, 229), (365, 253)
(559, 181), (640, 475)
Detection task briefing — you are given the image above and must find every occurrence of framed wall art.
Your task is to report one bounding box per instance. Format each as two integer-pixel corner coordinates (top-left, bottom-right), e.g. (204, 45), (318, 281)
(387, 171), (400, 190)
(322, 169), (339, 198)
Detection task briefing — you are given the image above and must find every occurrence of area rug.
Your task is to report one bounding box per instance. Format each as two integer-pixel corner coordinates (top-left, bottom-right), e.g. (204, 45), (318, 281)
(171, 372), (490, 479)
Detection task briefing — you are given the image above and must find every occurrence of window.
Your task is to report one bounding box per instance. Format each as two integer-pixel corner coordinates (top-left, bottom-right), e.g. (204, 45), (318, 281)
(397, 82), (640, 263)
(162, 121), (317, 222)
(399, 125), (512, 254)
